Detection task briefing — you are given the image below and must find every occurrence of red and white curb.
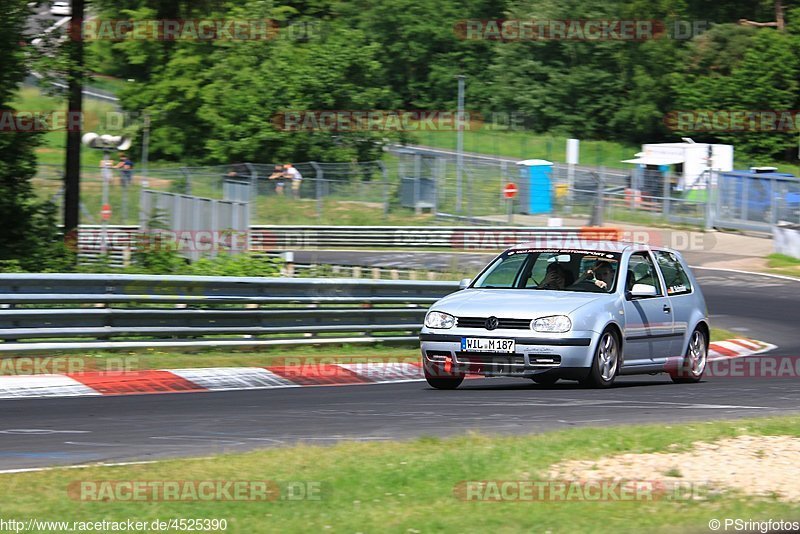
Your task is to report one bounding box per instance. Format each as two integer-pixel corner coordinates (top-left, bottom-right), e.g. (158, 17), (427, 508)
(708, 338), (776, 361)
(0, 339), (775, 400)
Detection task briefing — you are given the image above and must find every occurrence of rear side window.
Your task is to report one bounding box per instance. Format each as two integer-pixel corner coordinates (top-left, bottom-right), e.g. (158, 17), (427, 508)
(654, 251), (693, 296)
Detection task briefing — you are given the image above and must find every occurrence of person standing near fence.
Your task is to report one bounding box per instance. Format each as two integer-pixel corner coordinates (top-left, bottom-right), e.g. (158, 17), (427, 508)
(284, 163), (302, 198)
(268, 164), (286, 195)
(114, 153), (134, 186)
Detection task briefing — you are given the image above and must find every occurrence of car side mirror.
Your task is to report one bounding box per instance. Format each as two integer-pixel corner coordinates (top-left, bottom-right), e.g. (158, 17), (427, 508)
(459, 278), (472, 290)
(627, 283), (657, 300)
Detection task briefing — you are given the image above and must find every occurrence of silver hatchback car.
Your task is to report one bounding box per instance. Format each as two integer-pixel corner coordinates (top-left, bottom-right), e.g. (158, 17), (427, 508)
(419, 242), (709, 389)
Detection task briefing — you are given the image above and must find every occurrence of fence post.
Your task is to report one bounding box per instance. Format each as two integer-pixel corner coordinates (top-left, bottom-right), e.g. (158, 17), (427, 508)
(500, 161), (507, 210)
(705, 170), (715, 231)
(663, 167), (671, 220)
(244, 162), (257, 223)
(310, 161), (323, 220)
(413, 154), (421, 214)
(599, 167), (606, 226)
(138, 188), (148, 228)
(180, 167), (192, 195)
(770, 176), (779, 227)
(377, 160), (389, 218)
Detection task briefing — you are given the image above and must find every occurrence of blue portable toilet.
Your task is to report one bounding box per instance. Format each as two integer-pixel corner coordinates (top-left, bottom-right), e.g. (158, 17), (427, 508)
(516, 159), (553, 215)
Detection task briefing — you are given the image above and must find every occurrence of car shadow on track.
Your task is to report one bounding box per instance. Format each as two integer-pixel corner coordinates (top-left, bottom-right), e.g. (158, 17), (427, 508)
(443, 378), (678, 391)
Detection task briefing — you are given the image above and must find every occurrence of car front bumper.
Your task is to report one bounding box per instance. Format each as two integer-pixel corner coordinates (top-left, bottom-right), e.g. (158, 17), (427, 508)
(419, 330), (599, 378)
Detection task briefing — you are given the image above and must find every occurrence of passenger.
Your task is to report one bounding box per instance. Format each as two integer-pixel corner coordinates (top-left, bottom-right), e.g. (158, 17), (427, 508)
(538, 262), (573, 290)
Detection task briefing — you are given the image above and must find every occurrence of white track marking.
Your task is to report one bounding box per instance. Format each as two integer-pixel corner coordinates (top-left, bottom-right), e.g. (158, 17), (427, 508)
(691, 266), (800, 283)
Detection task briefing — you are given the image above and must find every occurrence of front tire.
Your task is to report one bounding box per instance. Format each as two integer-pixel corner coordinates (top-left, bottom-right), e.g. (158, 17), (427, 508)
(670, 328), (708, 384)
(580, 330), (619, 388)
(424, 361), (464, 390)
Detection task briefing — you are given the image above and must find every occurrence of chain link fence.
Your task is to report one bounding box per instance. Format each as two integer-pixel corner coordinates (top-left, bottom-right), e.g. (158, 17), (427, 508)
(35, 150), (800, 232)
(35, 161), (392, 226)
(387, 146), (756, 230)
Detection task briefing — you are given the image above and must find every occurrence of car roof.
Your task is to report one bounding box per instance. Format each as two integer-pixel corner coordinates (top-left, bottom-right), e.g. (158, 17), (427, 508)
(507, 240), (679, 255)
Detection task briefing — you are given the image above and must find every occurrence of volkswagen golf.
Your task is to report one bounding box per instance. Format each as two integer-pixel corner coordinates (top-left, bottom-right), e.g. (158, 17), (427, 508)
(419, 242), (709, 389)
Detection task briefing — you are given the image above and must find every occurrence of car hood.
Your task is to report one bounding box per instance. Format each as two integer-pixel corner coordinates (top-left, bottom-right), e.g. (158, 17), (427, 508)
(433, 288), (605, 318)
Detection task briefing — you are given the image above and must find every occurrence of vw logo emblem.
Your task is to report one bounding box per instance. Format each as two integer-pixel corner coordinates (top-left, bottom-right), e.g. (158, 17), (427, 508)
(485, 316), (499, 330)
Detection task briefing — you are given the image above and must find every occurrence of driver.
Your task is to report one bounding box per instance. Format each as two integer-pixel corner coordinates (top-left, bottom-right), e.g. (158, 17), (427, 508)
(571, 260), (616, 292)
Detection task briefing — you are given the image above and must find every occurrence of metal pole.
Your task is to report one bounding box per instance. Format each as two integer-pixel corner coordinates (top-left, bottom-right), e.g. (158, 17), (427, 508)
(500, 161), (507, 210)
(378, 161), (389, 218)
(140, 113), (150, 187)
(122, 180), (128, 223)
(244, 162), (257, 225)
(100, 148), (110, 253)
(705, 169), (714, 231)
(310, 162), (323, 219)
(455, 75), (465, 214)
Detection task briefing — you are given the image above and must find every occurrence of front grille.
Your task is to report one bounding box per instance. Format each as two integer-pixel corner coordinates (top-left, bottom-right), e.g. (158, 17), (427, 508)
(454, 352), (526, 366)
(456, 317), (531, 330)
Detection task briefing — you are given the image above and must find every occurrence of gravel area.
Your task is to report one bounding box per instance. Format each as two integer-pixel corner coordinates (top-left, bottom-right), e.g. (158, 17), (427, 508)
(548, 435), (800, 501)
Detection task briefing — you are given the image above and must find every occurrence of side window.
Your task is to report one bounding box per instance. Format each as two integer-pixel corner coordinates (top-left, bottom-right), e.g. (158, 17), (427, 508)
(627, 252), (663, 295)
(477, 253), (527, 288)
(654, 251), (692, 296)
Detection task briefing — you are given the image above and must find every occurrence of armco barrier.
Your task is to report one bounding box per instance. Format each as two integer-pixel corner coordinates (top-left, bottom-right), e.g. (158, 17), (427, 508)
(74, 225), (620, 265)
(0, 274), (459, 352)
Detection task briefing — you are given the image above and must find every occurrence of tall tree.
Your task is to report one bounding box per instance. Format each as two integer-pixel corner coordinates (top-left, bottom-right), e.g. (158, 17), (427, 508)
(0, 0), (71, 270)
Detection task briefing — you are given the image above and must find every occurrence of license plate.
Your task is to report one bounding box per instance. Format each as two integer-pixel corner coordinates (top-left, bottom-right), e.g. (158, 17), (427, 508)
(461, 337), (515, 353)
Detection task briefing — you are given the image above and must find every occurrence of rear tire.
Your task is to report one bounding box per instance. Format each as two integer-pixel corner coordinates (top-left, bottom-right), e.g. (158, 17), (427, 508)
(670, 328), (708, 384)
(424, 361), (464, 390)
(580, 330), (619, 388)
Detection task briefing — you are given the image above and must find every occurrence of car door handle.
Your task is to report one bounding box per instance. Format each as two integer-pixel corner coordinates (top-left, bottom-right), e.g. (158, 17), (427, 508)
(663, 304), (671, 313)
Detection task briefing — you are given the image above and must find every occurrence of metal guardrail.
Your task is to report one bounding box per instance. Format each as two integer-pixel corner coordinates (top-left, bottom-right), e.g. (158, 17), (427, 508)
(0, 274), (459, 352)
(74, 226), (618, 265)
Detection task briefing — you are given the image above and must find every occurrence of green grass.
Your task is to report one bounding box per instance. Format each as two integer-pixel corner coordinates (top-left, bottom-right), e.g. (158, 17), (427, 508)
(0, 327), (744, 373)
(415, 128), (638, 169)
(11, 86), (120, 167)
(765, 253), (800, 278)
(2, 416), (799, 532)
(709, 327), (740, 342)
(0, 344), (421, 374)
(413, 128), (800, 175)
(86, 74), (130, 95)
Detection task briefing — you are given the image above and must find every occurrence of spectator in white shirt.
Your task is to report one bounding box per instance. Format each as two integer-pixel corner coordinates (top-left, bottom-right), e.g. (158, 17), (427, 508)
(284, 163), (302, 199)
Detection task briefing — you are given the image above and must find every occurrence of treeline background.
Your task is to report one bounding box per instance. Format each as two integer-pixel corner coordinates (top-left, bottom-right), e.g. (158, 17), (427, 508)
(84, 0), (800, 164)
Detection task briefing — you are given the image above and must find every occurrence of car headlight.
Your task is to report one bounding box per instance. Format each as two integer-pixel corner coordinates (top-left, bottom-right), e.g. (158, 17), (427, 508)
(531, 315), (572, 333)
(424, 311), (455, 329)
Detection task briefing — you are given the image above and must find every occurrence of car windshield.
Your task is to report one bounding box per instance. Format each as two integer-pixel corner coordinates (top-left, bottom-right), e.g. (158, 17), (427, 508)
(472, 249), (622, 293)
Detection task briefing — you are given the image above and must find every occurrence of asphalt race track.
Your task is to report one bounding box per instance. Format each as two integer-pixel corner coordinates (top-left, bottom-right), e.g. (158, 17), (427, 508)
(1, 269), (798, 471)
